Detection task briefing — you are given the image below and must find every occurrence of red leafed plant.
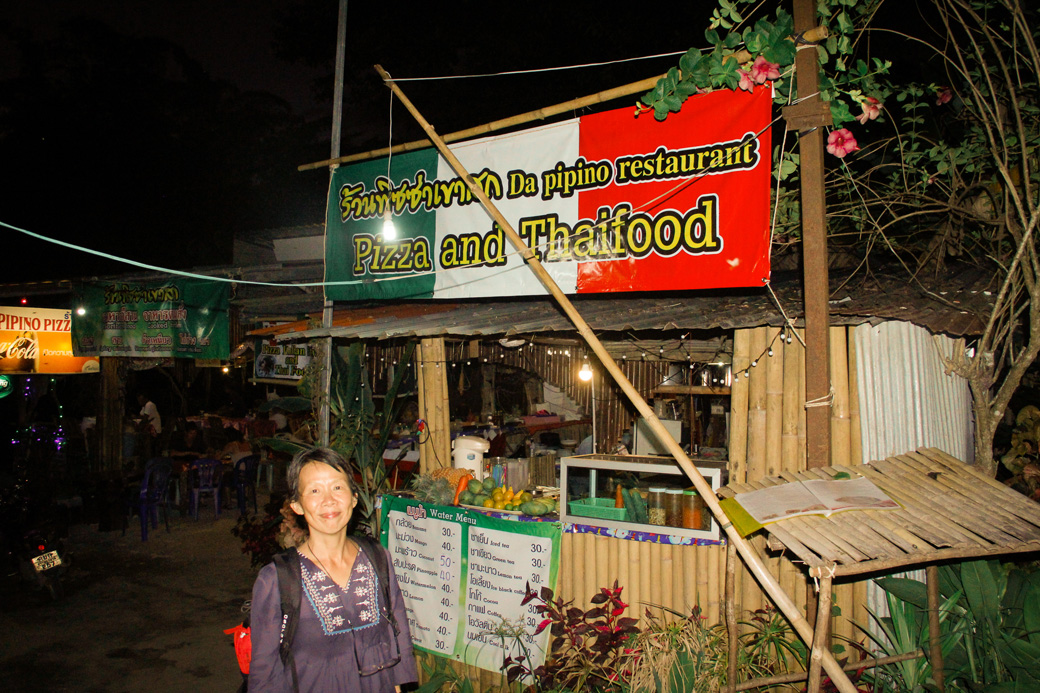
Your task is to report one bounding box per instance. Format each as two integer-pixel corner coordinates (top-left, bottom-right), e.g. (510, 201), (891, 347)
(505, 580), (641, 692)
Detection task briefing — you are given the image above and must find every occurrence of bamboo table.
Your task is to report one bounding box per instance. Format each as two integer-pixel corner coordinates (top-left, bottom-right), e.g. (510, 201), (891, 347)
(718, 447), (1040, 692)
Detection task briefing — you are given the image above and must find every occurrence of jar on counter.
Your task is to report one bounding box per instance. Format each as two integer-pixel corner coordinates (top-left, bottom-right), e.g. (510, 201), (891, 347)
(648, 488), (667, 525)
(682, 489), (704, 529)
(665, 489), (683, 527)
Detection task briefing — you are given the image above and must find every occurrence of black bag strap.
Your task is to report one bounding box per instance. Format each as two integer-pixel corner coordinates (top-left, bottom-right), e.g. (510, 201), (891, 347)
(272, 550), (301, 693)
(351, 534), (399, 637)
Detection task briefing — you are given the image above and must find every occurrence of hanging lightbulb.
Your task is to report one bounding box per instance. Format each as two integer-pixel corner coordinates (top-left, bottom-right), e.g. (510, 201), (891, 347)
(578, 362), (593, 382)
(382, 207), (397, 240)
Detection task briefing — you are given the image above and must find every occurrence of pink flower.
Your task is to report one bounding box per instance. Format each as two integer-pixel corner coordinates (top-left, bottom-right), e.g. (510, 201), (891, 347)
(855, 96), (882, 124)
(936, 87), (953, 105)
(750, 56), (781, 84)
(738, 69), (755, 92)
(826, 128), (860, 158)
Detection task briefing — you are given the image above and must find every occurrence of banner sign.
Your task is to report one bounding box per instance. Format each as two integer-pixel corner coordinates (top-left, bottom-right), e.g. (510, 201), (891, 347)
(326, 88), (772, 301)
(254, 337), (314, 379)
(0, 306), (100, 374)
(71, 279), (229, 360)
(381, 496), (561, 673)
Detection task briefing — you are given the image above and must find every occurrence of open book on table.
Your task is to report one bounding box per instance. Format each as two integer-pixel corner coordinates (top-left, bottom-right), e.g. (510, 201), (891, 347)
(729, 476), (898, 530)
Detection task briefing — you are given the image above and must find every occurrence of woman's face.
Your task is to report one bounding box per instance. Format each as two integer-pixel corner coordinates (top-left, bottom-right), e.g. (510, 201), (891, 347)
(290, 461), (357, 536)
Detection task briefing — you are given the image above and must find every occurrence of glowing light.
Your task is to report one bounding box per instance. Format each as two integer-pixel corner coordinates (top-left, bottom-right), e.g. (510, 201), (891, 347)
(578, 363), (593, 382)
(382, 208), (397, 240)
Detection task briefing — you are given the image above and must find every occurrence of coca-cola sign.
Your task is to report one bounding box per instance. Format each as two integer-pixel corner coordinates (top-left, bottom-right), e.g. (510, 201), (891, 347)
(0, 307), (98, 374)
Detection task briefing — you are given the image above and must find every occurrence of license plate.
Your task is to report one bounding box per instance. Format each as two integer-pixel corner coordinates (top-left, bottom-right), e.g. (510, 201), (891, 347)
(32, 550), (62, 572)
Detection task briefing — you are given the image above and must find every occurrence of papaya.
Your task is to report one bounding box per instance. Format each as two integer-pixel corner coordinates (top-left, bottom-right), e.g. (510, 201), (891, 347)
(467, 478), (483, 495)
(458, 490), (475, 506)
(520, 500), (551, 516)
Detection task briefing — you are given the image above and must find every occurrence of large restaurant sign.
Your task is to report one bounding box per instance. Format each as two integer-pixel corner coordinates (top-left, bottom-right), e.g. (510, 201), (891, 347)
(71, 279), (230, 360)
(0, 306), (99, 374)
(325, 87), (772, 301)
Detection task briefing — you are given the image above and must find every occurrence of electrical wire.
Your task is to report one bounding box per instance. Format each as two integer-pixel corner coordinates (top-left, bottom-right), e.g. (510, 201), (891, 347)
(391, 50), (688, 82)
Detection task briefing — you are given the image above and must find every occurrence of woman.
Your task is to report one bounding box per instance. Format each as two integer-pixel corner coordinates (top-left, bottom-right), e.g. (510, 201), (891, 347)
(248, 448), (417, 692)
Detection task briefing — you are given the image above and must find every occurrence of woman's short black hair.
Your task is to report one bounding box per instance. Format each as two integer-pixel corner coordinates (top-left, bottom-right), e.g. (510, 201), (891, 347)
(287, 447), (357, 502)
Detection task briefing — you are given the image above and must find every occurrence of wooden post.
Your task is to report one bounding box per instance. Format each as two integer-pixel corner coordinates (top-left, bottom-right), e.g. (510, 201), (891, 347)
(98, 357), (124, 472)
(787, 0), (833, 470)
(726, 541), (739, 693)
(807, 576), (833, 692)
(927, 565), (946, 692)
(378, 67), (858, 693)
(318, 0), (348, 446)
(417, 337), (451, 473)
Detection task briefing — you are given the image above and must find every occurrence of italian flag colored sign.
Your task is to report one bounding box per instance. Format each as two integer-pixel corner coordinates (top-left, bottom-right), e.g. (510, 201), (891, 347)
(325, 87), (772, 301)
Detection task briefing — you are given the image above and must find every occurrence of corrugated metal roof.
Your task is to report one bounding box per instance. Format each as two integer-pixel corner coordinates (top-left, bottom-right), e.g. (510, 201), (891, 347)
(260, 267), (996, 343)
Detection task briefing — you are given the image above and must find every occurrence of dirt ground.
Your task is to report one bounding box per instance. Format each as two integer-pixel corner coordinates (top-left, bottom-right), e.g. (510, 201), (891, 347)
(0, 505), (259, 693)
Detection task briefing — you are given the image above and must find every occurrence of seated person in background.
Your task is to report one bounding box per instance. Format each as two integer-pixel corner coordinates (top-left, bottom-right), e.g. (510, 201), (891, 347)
(169, 422), (208, 462)
(219, 427), (253, 464)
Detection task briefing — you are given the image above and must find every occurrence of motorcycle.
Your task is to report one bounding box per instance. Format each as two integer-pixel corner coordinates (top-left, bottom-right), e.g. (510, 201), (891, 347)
(0, 469), (70, 602)
(16, 526), (69, 601)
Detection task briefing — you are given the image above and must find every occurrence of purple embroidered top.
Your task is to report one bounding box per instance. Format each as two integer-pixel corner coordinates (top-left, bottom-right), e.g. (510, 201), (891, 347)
(248, 547), (417, 692)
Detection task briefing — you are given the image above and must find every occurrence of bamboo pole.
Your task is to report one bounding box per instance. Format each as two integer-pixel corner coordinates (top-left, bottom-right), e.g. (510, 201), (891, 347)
(848, 327), (862, 466)
(684, 545), (697, 614)
(765, 327), (784, 478)
(747, 327), (768, 482)
(782, 330), (801, 474)
(377, 67), (857, 693)
(830, 326), (851, 467)
(730, 329), (751, 485)
(417, 338), (451, 472)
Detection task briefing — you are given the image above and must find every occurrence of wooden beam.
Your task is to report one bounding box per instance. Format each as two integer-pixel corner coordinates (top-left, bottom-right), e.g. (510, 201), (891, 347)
(791, 0), (832, 470)
(653, 385), (732, 396)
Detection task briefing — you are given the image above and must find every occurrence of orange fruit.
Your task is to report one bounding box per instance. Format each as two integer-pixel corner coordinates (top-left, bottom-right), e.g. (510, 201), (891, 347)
(483, 499), (495, 508)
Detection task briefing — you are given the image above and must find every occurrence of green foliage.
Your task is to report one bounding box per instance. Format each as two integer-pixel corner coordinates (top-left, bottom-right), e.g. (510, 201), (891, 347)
(869, 559), (1040, 691)
(326, 341), (416, 536)
(1000, 406), (1040, 500)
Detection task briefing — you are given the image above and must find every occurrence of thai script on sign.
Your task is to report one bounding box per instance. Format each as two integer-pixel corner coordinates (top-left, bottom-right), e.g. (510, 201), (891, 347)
(103, 283), (181, 305)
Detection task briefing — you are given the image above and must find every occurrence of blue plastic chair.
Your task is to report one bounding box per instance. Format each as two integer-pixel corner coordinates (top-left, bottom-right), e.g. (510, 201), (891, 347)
(233, 455), (260, 516)
(125, 457), (173, 541)
(190, 458), (223, 520)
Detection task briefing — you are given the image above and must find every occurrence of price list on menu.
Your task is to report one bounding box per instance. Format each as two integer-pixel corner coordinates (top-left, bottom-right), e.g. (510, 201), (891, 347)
(464, 525), (554, 672)
(381, 497), (561, 672)
(385, 508), (463, 655)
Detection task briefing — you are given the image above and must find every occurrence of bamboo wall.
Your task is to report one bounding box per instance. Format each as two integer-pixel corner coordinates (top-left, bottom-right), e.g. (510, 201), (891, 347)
(728, 325), (869, 647)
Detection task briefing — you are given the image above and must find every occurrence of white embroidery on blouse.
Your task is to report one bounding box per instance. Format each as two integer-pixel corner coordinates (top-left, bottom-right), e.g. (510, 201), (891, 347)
(300, 553), (381, 636)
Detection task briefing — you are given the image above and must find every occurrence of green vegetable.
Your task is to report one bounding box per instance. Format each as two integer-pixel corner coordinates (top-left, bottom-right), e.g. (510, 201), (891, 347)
(467, 479), (483, 495)
(482, 477), (496, 492)
(521, 500), (551, 516)
(458, 490), (474, 505)
(624, 488), (649, 524)
(472, 493), (489, 507)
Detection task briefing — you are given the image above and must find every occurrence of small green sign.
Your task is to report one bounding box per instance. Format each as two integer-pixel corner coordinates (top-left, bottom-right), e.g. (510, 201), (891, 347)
(0, 375), (12, 399)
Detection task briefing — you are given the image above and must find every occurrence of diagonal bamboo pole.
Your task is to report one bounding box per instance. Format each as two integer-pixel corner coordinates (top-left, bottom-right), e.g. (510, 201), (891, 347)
(373, 64), (857, 693)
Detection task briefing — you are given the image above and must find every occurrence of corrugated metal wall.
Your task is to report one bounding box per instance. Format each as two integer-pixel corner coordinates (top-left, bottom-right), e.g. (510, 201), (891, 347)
(854, 321), (973, 464)
(853, 320), (973, 628)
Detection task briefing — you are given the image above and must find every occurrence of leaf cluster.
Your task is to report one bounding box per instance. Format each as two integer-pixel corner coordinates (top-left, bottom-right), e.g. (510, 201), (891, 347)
(871, 559), (1040, 691)
(512, 581), (640, 692)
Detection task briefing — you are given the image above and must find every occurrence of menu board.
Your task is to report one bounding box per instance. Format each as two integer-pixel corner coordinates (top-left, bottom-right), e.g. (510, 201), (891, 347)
(380, 497), (561, 673)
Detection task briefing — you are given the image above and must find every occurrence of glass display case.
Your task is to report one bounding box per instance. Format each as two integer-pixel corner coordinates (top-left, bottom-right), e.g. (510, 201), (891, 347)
(560, 454), (727, 541)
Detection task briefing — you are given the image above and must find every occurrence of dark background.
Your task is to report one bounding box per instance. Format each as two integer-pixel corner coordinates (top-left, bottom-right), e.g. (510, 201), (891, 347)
(1, 1), (712, 283)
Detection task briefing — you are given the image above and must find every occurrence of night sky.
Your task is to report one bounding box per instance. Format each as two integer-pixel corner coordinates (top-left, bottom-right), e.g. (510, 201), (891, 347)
(1, 2), (712, 285)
